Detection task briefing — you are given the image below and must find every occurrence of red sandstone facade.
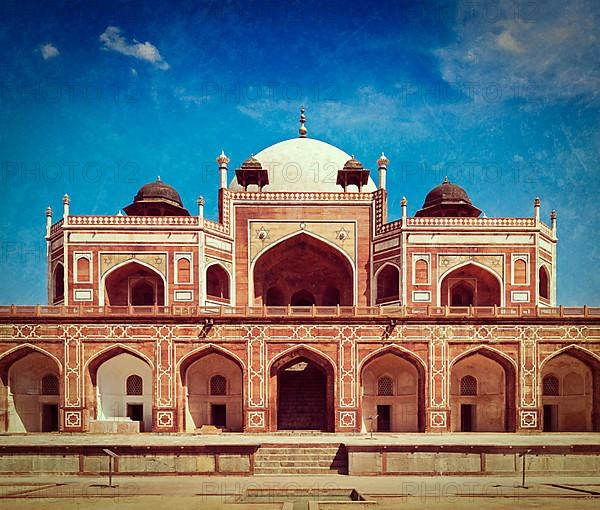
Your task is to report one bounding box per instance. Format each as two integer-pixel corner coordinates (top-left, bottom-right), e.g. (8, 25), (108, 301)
(0, 123), (598, 435)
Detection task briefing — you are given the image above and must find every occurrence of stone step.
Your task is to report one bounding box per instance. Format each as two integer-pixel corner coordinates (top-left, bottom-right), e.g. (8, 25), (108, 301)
(255, 461), (345, 468)
(257, 447), (341, 454)
(254, 452), (339, 460)
(255, 466), (347, 474)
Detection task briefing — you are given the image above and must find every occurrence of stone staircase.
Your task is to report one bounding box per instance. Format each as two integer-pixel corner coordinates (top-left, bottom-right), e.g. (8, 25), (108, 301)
(254, 444), (347, 475)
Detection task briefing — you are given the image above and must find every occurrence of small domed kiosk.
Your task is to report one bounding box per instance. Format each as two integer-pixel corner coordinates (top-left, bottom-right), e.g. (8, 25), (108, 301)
(124, 178), (190, 216)
(416, 177), (481, 217)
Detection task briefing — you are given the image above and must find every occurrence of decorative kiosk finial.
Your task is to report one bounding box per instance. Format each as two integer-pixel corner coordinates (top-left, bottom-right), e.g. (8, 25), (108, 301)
(216, 150), (230, 190)
(299, 106), (307, 138)
(377, 152), (389, 190)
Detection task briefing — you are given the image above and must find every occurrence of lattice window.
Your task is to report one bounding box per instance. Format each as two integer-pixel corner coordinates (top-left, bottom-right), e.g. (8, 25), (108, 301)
(126, 374), (143, 395)
(460, 375), (477, 396)
(210, 375), (227, 395)
(377, 376), (394, 396)
(543, 375), (559, 396)
(41, 374), (59, 395)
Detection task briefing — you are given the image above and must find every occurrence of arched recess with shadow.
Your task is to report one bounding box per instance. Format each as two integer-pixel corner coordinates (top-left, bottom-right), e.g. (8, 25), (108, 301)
(178, 346), (244, 432)
(102, 260), (165, 306)
(268, 346), (336, 432)
(206, 264), (230, 302)
(0, 345), (62, 432)
(450, 347), (516, 432)
(254, 232), (353, 306)
(540, 346), (600, 432)
(359, 346), (426, 432)
(539, 265), (551, 301)
(440, 263), (502, 306)
(52, 263), (64, 303)
(375, 264), (400, 304)
(85, 345), (153, 432)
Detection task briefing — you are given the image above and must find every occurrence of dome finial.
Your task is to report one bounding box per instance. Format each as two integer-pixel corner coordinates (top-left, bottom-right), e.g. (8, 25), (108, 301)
(299, 105), (307, 138)
(157, 175), (161, 182)
(443, 175), (449, 184)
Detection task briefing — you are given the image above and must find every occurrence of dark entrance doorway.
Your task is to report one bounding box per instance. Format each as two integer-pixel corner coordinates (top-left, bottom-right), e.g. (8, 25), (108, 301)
(41, 404), (58, 432)
(543, 404), (555, 432)
(278, 360), (327, 430)
(377, 405), (391, 432)
(461, 404), (474, 432)
(211, 404), (227, 428)
(127, 404), (144, 431)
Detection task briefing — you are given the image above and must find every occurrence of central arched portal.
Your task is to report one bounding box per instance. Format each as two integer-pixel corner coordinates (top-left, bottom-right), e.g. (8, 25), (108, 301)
(254, 233), (354, 306)
(270, 349), (335, 432)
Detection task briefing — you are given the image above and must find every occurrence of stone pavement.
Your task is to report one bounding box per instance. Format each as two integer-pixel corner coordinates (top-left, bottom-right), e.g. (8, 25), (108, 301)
(1, 431), (599, 446)
(0, 473), (599, 509)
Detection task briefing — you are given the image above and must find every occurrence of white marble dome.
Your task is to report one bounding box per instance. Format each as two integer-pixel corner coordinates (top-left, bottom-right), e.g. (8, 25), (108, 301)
(228, 137), (377, 192)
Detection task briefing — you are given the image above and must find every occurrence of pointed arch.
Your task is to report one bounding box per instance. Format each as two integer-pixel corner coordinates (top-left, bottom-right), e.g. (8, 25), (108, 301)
(449, 345), (518, 371)
(177, 343), (246, 378)
(540, 344), (600, 432)
(205, 262), (231, 302)
(52, 262), (65, 303)
(85, 343), (154, 385)
(538, 264), (551, 300)
(250, 230), (356, 307)
(438, 260), (504, 307)
(450, 345), (517, 432)
(359, 343), (426, 432)
(358, 343), (427, 373)
(0, 344), (62, 384)
(374, 262), (401, 304)
(540, 344), (600, 370)
(99, 258), (167, 306)
(268, 344), (336, 432)
(178, 343), (244, 432)
(267, 343), (337, 374)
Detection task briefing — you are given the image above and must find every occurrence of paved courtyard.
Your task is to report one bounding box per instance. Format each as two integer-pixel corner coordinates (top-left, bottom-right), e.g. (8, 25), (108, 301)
(0, 473), (599, 509)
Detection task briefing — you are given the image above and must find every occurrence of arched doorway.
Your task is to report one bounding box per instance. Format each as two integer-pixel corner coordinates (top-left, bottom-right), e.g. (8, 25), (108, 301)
(0, 348), (61, 432)
(269, 348), (335, 432)
(87, 348), (153, 432)
(541, 348), (599, 432)
(53, 263), (64, 303)
(440, 263), (501, 306)
(254, 233), (353, 306)
(180, 350), (243, 432)
(103, 261), (165, 306)
(360, 349), (425, 432)
(539, 266), (550, 301)
(450, 348), (516, 432)
(206, 265), (230, 302)
(376, 265), (400, 304)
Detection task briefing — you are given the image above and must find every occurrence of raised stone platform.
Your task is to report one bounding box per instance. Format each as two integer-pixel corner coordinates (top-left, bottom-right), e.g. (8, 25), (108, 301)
(0, 433), (598, 476)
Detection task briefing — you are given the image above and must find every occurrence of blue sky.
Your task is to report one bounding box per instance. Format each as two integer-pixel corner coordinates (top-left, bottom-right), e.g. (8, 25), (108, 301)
(0, 0), (598, 304)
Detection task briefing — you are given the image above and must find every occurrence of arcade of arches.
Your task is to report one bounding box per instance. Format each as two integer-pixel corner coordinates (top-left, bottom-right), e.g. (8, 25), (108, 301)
(1, 342), (596, 434)
(254, 233), (353, 306)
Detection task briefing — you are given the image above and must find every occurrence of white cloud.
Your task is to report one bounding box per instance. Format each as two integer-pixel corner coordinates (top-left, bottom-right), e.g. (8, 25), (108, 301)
(40, 43), (59, 60)
(496, 31), (524, 54)
(99, 26), (169, 70)
(436, 0), (600, 105)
